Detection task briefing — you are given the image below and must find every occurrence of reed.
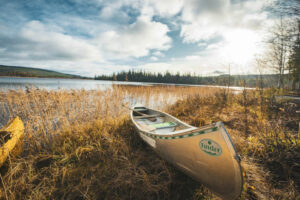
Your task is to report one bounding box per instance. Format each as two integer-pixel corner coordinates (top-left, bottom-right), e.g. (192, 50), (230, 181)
(0, 86), (217, 199)
(0, 86), (299, 199)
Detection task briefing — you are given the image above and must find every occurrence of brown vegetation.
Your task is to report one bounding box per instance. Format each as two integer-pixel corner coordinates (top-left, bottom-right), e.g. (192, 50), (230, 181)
(167, 89), (300, 199)
(0, 85), (299, 199)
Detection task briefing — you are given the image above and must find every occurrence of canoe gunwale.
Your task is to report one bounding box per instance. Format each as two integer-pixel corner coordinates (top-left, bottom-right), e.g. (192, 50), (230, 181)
(138, 125), (219, 140)
(218, 122), (244, 197)
(131, 106), (219, 138)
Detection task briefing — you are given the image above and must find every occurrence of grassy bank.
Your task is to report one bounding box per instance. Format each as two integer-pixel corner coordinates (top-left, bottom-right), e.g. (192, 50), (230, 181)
(0, 86), (299, 199)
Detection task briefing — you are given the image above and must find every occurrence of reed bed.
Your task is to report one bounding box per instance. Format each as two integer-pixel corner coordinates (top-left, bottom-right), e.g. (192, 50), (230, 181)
(0, 85), (299, 199)
(0, 85), (218, 137)
(0, 85), (218, 199)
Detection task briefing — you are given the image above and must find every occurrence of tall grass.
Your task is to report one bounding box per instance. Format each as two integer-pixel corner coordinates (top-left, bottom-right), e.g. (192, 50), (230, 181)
(0, 86), (299, 199)
(0, 86), (218, 199)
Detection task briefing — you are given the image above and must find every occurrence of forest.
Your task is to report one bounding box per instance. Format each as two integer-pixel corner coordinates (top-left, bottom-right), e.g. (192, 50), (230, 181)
(95, 71), (282, 88)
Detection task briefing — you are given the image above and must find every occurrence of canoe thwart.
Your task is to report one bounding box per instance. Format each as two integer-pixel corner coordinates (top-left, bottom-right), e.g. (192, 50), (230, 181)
(134, 108), (148, 112)
(134, 114), (162, 119)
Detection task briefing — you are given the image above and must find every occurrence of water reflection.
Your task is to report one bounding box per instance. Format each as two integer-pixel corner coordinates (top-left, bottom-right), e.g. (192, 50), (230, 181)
(0, 77), (252, 92)
(0, 77), (149, 91)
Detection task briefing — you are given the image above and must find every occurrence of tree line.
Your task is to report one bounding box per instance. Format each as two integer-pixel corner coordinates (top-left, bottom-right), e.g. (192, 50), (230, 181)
(262, 0), (300, 92)
(95, 71), (282, 88)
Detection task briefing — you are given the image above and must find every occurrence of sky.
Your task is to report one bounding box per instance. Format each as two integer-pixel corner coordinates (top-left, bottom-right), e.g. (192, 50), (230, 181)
(0, 0), (275, 77)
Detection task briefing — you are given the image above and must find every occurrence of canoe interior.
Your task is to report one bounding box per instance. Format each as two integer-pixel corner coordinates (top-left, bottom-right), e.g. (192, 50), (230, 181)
(132, 106), (192, 134)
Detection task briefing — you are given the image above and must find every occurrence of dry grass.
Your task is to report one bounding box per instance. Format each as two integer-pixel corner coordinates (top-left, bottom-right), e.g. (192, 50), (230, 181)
(167, 89), (300, 200)
(0, 86), (218, 200)
(0, 85), (299, 199)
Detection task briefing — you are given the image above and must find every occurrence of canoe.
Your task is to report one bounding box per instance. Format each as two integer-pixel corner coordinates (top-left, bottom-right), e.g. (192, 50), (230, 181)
(130, 105), (243, 200)
(0, 117), (24, 167)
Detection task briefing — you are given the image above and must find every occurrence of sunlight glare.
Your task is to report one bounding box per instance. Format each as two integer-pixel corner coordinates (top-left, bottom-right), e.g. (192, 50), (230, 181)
(222, 29), (262, 65)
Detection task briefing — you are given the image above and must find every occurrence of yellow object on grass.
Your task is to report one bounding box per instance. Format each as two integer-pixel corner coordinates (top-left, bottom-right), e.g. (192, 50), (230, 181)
(0, 117), (24, 167)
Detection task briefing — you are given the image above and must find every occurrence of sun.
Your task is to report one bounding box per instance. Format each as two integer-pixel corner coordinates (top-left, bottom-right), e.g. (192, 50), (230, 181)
(221, 29), (263, 65)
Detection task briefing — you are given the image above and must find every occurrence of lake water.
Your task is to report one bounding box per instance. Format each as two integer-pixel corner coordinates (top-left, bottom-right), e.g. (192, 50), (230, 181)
(0, 77), (151, 90)
(0, 77), (250, 91)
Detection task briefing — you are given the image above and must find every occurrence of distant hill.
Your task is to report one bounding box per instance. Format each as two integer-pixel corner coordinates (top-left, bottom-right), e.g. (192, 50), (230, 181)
(0, 65), (84, 79)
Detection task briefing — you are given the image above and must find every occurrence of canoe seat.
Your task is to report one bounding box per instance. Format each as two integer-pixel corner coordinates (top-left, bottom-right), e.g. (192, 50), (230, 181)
(134, 108), (148, 112)
(134, 114), (162, 119)
(150, 122), (178, 129)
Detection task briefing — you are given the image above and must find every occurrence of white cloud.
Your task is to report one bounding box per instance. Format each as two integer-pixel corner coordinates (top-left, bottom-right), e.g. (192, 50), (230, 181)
(150, 56), (158, 61)
(99, 2), (130, 23)
(180, 0), (267, 43)
(185, 55), (201, 61)
(149, 0), (183, 17)
(175, 0), (271, 70)
(1, 20), (102, 62)
(181, 0), (230, 22)
(95, 15), (171, 59)
(153, 51), (165, 57)
(100, 5), (116, 19)
(137, 62), (172, 72)
(136, 37), (267, 76)
(44, 15), (112, 36)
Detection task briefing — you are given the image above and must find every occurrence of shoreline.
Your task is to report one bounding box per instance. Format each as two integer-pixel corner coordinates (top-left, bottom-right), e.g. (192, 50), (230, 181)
(0, 77), (257, 92)
(0, 75), (91, 80)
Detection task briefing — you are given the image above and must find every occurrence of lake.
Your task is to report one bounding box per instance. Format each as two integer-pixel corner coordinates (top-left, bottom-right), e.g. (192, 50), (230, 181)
(0, 77), (251, 91)
(0, 77), (150, 90)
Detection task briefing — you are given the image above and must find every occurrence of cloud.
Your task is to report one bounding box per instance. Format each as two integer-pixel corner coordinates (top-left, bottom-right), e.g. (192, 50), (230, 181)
(180, 0), (267, 43)
(0, 21), (102, 62)
(95, 15), (171, 59)
(181, 0), (229, 22)
(100, 5), (118, 19)
(135, 40), (263, 76)
(152, 51), (165, 57)
(0, 0), (276, 76)
(149, 0), (184, 17)
(44, 15), (112, 37)
(136, 62), (172, 72)
(150, 56), (158, 61)
(99, 2), (131, 23)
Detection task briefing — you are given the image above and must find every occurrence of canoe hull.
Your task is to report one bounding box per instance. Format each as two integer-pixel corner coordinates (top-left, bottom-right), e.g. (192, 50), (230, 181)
(0, 117), (24, 167)
(131, 107), (243, 200)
